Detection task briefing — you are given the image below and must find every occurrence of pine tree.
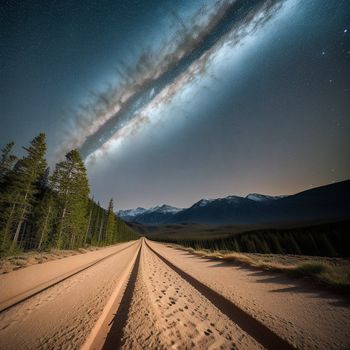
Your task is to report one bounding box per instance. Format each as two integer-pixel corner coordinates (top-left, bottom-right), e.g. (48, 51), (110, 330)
(233, 238), (240, 252)
(38, 167), (50, 190)
(317, 233), (337, 256)
(0, 141), (17, 187)
(105, 198), (115, 245)
(90, 201), (101, 245)
(51, 149), (89, 249)
(114, 216), (121, 242)
(270, 235), (284, 254)
(0, 142), (17, 250)
(1, 134), (47, 250)
(98, 213), (105, 245)
(0, 202), (16, 252)
(84, 200), (94, 245)
(33, 191), (56, 249)
(114, 208), (121, 242)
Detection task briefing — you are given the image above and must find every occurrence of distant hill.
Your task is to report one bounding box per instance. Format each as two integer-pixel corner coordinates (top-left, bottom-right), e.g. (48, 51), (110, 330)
(119, 180), (350, 226)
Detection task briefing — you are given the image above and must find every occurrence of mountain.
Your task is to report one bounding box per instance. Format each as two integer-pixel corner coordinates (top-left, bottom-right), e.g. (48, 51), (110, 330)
(119, 180), (350, 226)
(169, 180), (350, 225)
(245, 193), (286, 201)
(119, 204), (182, 225)
(169, 195), (260, 225)
(118, 207), (147, 222)
(119, 195), (283, 224)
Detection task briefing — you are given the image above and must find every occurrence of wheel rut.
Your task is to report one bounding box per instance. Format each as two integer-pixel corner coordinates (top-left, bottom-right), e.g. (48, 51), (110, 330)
(102, 247), (142, 349)
(0, 241), (138, 314)
(1, 239), (303, 349)
(108, 239), (280, 349)
(144, 240), (297, 350)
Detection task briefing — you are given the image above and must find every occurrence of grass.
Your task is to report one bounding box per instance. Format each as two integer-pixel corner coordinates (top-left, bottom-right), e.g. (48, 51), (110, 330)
(295, 261), (350, 287)
(169, 244), (350, 289)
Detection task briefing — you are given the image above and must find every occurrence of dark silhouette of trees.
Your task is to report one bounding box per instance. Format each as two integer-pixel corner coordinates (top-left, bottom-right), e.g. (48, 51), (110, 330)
(0, 134), (47, 251)
(105, 198), (116, 245)
(150, 221), (349, 257)
(0, 135), (137, 256)
(50, 149), (90, 249)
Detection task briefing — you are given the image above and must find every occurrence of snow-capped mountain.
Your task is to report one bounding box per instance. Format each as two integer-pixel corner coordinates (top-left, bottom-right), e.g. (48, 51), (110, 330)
(246, 193), (286, 202)
(118, 181), (350, 226)
(150, 204), (182, 214)
(119, 193), (282, 224)
(167, 182), (349, 225)
(118, 207), (147, 221)
(191, 198), (215, 208)
(119, 204), (182, 224)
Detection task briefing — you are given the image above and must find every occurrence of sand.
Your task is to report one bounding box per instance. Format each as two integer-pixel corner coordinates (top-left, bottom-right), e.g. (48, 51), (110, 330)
(0, 241), (140, 349)
(118, 241), (262, 350)
(1, 238), (349, 349)
(0, 241), (137, 311)
(0, 247), (104, 274)
(147, 240), (350, 350)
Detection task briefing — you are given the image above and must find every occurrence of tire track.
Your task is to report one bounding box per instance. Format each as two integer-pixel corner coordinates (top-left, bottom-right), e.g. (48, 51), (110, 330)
(141, 241), (261, 350)
(102, 246), (142, 349)
(0, 241), (141, 350)
(0, 241), (138, 314)
(108, 239), (259, 349)
(145, 240), (296, 350)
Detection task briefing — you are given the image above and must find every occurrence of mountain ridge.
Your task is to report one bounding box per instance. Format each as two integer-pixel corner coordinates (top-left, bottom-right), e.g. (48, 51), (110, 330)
(118, 180), (350, 226)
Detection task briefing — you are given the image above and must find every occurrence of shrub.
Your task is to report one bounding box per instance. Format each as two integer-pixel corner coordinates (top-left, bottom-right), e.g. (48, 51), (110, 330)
(296, 261), (350, 287)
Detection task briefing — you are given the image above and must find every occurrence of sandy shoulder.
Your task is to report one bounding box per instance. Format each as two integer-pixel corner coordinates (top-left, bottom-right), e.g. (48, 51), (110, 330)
(0, 241), (135, 307)
(148, 240), (350, 350)
(0, 242), (140, 350)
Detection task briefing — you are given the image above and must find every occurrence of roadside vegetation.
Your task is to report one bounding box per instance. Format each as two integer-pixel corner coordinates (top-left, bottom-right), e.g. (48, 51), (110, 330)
(295, 261), (350, 287)
(169, 244), (350, 289)
(149, 221), (349, 257)
(0, 134), (138, 257)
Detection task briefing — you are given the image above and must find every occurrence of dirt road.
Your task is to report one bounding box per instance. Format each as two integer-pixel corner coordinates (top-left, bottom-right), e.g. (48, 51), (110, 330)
(0, 241), (140, 349)
(0, 238), (349, 349)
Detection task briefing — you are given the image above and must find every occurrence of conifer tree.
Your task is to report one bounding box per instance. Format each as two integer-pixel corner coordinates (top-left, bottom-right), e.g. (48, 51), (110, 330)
(1, 134), (47, 249)
(115, 206), (120, 242)
(0, 141), (17, 187)
(98, 214), (105, 245)
(91, 201), (101, 245)
(84, 200), (94, 244)
(33, 191), (56, 249)
(51, 149), (89, 249)
(105, 198), (115, 245)
(0, 142), (17, 249)
(0, 135), (138, 255)
(37, 167), (50, 190)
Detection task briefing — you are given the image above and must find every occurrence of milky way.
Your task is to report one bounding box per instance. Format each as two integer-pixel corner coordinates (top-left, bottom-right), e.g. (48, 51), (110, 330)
(71, 0), (286, 160)
(2, 0), (349, 209)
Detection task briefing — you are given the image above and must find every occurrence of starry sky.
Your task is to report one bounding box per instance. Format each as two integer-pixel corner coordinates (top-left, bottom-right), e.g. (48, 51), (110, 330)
(1, 0), (350, 210)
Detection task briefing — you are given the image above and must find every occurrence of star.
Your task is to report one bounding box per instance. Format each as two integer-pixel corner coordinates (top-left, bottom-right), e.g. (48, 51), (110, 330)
(321, 50), (326, 55)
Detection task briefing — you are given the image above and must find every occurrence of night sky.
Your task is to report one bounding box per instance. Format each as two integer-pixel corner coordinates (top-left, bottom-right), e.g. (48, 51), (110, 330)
(1, 0), (350, 210)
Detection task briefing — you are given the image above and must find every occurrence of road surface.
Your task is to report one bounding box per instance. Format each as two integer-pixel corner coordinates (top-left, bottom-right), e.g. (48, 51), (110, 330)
(0, 238), (349, 349)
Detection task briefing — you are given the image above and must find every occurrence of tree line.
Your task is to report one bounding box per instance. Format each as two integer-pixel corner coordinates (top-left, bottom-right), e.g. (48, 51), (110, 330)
(0, 134), (138, 256)
(149, 221), (350, 257)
